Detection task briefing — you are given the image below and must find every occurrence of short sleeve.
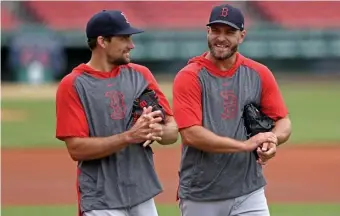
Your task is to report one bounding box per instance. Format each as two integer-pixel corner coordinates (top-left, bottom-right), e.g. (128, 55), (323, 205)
(173, 70), (202, 129)
(259, 67), (288, 120)
(55, 73), (89, 140)
(133, 65), (173, 116)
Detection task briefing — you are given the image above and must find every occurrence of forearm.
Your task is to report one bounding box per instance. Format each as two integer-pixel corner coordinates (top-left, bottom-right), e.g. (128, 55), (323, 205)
(181, 125), (246, 153)
(158, 118), (179, 145)
(273, 116), (292, 145)
(65, 132), (130, 161)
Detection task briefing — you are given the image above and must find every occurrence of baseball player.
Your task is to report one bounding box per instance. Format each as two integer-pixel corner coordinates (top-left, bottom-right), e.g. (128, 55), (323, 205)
(55, 10), (178, 216)
(173, 4), (292, 216)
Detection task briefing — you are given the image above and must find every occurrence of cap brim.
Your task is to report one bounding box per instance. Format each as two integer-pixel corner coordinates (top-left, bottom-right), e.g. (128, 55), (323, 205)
(206, 20), (240, 30)
(115, 26), (144, 35)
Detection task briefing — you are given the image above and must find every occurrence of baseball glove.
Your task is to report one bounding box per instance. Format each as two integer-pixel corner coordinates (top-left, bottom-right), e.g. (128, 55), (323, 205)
(130, 88), (166, 126)
(243, 103), (275, 158)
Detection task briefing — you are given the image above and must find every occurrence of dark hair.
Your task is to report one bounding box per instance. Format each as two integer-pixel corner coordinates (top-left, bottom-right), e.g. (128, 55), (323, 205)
(87, 36), (113, 51)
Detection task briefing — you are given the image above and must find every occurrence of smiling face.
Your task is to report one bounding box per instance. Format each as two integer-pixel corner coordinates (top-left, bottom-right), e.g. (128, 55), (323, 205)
(207, 23), (246, 61)
(96, 35), (135, 66)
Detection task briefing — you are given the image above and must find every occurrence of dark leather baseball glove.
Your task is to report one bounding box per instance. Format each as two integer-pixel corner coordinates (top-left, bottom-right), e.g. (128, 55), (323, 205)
(243, 103), (275, 159)
(130, 88), (166, 126)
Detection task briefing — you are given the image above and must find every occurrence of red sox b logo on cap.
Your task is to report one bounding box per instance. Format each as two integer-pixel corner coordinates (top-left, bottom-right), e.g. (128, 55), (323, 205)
(220, 7), (229, 17)
(121, 12), (129, 23)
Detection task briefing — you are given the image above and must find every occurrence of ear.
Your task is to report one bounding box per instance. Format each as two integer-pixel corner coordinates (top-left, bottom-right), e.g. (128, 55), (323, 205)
(97, 36), (106, 49)
(238, 30), (246, 44)
(206, 26), (211, 40)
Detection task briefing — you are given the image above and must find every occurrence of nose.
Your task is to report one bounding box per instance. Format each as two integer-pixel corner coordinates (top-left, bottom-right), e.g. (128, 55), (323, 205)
(128, 41), (135, 49)
(216, 34), (227, 42)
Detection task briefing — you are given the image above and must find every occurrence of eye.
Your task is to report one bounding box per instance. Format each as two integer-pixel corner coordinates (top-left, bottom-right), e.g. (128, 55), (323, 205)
(210, 28), (219, 34)
(120, 35), (131, 41)
(229, 28), (238, 33)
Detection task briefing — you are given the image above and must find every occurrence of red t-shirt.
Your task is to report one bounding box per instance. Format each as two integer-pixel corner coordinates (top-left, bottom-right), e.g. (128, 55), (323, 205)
(173, 52), (288, 130)
(56, 63), (172, 140)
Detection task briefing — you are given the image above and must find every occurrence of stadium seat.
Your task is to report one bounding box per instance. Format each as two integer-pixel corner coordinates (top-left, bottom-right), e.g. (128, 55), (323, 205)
(130, 1), (252, 30)
(25, 1), (252, 30)
(253, 2), (340, 29)
(1, 7), (20, 30)
(25, 1), (139, 30)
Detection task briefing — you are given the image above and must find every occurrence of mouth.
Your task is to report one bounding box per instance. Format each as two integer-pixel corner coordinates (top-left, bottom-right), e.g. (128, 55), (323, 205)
(214, 44), (229, 49)
(124, 51), (130, 58)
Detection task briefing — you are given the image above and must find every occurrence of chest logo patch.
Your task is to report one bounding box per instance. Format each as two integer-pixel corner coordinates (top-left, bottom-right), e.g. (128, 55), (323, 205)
(105, 90), (127, 120)
(220, 90), (238, 120)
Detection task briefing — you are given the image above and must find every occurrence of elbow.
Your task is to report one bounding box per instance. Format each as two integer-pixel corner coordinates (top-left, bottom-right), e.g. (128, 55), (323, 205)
(64, 139), (84, 161)
(159, 137), (178, 145)
(284, 127), (293, 143)
(180, 126), (205, 149)
(166, 134), (179, 145)
(181, 132), (196, 147)
(275, 116), (293, 144)
(159, 128), (179, 145)
(283, 117), (293, 140)
(68, 150), (83, 162)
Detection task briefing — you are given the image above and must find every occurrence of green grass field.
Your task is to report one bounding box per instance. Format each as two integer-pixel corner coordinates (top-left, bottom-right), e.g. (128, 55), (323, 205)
(2, 81), (340, 216)
(2, 81), (340, 148)
(2, 203), (340, 216)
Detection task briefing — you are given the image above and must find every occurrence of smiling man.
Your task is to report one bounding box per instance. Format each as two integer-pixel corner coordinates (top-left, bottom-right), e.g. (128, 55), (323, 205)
(55, 10), (178, 216)
(172, 4), (292, 216)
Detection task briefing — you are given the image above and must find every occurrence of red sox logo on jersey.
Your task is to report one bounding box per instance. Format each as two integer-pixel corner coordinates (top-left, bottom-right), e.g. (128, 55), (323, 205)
(105, 90), (127, 120)
(220, 7), (229, 17)
(220, 90), (238, 119)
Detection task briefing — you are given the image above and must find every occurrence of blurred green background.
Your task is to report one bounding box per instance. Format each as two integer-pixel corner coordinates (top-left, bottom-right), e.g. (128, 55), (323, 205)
(2, 81), (340, 148)
(3, 204), (340, 216)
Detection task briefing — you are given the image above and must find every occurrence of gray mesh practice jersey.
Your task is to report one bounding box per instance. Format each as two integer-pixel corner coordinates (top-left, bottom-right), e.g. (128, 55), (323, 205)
(173, 52), (288, 201)
(56, 63), (173, 212)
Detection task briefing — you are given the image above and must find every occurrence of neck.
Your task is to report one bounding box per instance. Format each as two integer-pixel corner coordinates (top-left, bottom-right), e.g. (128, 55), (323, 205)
(86, 52), (118, 72)
(206, 52), (237, 71)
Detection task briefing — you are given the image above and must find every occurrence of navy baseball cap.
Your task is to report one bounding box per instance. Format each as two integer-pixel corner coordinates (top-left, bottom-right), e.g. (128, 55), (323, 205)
(207, 4), (245, 30)
(86, 10), (144, 38)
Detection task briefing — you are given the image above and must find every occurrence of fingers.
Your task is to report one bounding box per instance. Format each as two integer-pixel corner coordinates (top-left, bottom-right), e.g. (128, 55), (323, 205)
(131, 107), (164, 145)
(142, 134), (162, 147)
(142, 106), (153, 115)
(147, 110), (163, 118)
(256, 148), (268, 165)
(257, 143), (276, 164)
(149, 117), (163, 124)
(149, 123), (162, 130)
(139, 110), (163, 123)
(257, 132), (278, 146)
(140, 106), (153, 120)
(259, 146), (276, 157)
(143, 140), (152, 147)
(261, 142), (269, 152)
(257, 157), (267, 165)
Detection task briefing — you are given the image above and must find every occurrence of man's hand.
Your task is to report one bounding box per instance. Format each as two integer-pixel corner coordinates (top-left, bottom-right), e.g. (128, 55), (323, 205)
(142, 122), (164, 147)
(126, 106), (163, 144)
(243, 132), (277, 152)
(256, 134), (278, 165)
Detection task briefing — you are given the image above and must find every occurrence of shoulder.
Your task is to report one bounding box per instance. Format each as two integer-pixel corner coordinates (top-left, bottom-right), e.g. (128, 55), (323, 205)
(125, 63), (156, 81)
(56, 70), (84, 104)
(174, 62), (204, 83)
(240, 56), (277, 84)
(241, 56), (273, 77)
(126, 63), (151, 75)
(125, 63), (164, 89)
(173, 63), (203, 93)
(57, 70), (83, 90)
